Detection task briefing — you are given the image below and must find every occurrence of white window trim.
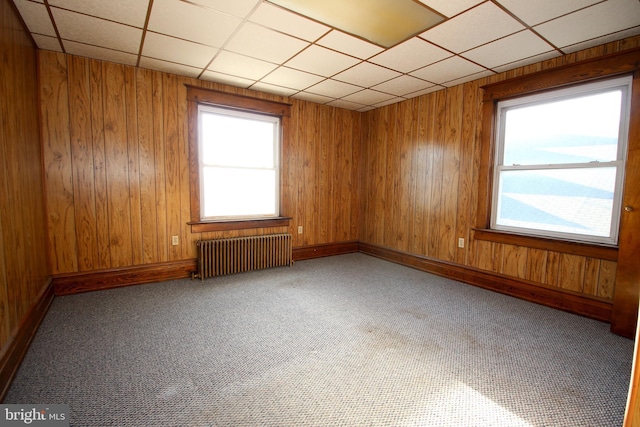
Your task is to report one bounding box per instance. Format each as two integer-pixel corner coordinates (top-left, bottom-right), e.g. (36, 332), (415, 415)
(197, 104), (281, 221)
(490, 75), (632, 245)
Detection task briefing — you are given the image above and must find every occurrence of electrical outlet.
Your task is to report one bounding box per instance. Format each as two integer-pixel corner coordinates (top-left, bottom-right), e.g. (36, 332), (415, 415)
(171, 235), (179, 246)
(458, 237), (464, 248)
(297, 226), (303, 234)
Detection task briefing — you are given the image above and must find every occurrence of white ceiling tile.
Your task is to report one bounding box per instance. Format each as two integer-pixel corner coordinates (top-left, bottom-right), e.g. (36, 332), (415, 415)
(534, 0), (640, 48)
(200, 70), (255, 88)
(417, 0), (484, 18)
(316, 30), (384, 60)
(326, 99), (365, 110)
(369, 38), (450, 73)
(371, 75), (433, 96)
(421, 2), (524, 53)
(410, 56), (485, 84)
(306, 79), (362, 98)
(260, 67), (325, 90)
(186, 0), (260, 18)
(64, 41), (138, 66)
(405, 85), (444, 97)
(208, 51), (278, 80)
(441, 69), (495, 87)
(496, 0), (601, 26)
(148, 0), (241, 47)
(462, 30), (555, 69)
(285, 45), (361, 77)
(225, 22), (309, 63)
(12, 0), (56, 36)
(561, 27), (640, 54)
(32, 34), (62, 52)
(52, 8), (142, 53)
(249, 3), (330, 42)
(142, 32), (217, 68)
(48, 0), (148, 27)
(333, 62), (401, 88)
(342, 89), (396, 105)
(139, 57), (202, 78)
(292, 92), (333, 104)
(491, 51), (561, 73)
(249, 82), (298, 97)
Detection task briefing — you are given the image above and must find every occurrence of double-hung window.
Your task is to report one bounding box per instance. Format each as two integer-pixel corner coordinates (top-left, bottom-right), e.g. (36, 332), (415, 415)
(491, 75), (632, 245)
(198, 105), (280, 220)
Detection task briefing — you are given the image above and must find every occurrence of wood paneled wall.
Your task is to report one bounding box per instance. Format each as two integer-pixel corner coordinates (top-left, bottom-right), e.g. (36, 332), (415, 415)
(38, 51), (361, 275)
(0, 0), (50, 353)
(360, 36), (640, 303)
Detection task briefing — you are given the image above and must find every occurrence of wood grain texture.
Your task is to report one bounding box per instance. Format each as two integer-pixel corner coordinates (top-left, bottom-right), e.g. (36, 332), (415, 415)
(0, 0), (50, 398)
(360, 37), (640, 304)
(39, 52), (361, 276)
(611, 69), (640, 337)
(53, 260), (197, 295)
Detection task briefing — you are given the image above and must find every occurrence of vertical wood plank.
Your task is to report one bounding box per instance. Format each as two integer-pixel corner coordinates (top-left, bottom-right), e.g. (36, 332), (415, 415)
(599, 260), (617, 300)
(163, 73), (181, 260)
(502, 244), (528, 279)
(89, 59), (111, 269)
(439, 85), (463, 262)
(125, 66), (143, 265)
(583, 257), (600, 297)
(102, 61), (133, 267)
(135, 68), (159, 264)
(152, 70), (168, 262)
(456, 81), (478, 265)
(67, 55), (98, 271)
(428, 90), (446, 257)
(526, 248), (547, 283)
(39, 51), (78, 274)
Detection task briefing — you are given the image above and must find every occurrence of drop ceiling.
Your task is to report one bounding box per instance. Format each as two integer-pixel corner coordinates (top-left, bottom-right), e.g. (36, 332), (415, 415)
(12, 0), (640, 111)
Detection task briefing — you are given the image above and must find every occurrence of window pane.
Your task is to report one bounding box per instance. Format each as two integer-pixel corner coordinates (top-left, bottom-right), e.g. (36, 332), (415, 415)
(495, 168), (616, 238)
(201, 112), (275, 168)
(503, 90), (622, 166)
(202, 167), (276, 218)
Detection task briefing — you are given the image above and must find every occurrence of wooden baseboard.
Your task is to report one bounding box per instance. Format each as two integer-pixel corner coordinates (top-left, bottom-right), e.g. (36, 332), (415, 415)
(293, 241), (359, 261)
(359, 242), (613, 323)
(0, 278), (54, 402)
(53, 259), (197, 296)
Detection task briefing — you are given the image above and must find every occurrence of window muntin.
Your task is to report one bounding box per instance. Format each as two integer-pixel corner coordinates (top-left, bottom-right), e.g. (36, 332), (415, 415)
(198, 105), (280, 220)
(491, 76), (631, 245)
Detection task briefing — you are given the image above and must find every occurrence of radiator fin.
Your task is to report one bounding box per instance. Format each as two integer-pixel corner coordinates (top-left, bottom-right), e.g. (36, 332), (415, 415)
(195, 234), (293, 280)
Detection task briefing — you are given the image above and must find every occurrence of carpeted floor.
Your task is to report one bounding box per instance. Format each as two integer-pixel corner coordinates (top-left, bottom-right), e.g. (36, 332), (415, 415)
(5, 253), (634, 426)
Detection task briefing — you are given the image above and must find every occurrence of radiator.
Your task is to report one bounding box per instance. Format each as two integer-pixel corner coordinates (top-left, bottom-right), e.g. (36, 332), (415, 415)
(195, 233), (293, 280)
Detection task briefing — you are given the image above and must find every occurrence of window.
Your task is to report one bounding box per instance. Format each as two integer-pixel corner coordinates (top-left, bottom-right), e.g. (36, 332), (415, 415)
(186, 87), (291, 232)
(198, 105), (280, 220)
(491, 76), (631, 245)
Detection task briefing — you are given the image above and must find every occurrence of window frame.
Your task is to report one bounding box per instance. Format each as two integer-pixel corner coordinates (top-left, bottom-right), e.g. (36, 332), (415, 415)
(186, 86), (291, 232)
(476, 48), (640, 260)
(197, 104), (281, 221)
(490, 75), (632, 245)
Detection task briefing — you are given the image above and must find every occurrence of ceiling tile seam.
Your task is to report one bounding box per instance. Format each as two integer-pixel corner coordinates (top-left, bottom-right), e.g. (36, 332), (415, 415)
(489, 0), (563, 55)
(9, 0), (39, 48)
(178, 0), (250, 20)
(264, 0), (392, 50)
(42, 0), (65, 54)
(248, 27), (346, 94)
(196, 2), (307, 80)
(46, 4), (146, 30)
(558, 25), (640, 53)
(136, 0), (155, 68)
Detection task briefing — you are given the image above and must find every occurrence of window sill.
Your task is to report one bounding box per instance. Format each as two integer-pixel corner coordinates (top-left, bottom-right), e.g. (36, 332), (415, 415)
(189, 217), (291, 233)
(472, 228), (618, 261)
